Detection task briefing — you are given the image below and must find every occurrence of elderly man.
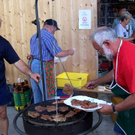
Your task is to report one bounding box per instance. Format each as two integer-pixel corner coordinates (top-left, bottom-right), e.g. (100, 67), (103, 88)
(0, 18), (41, 135)
(86, 27), (135, 135)
(29, 19), (74, 103)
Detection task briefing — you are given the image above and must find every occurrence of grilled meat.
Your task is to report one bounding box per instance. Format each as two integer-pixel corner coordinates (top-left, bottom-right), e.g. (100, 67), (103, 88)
(28, 111), (40, 118)
(65, 110), (76, 118)
(73, 108), (82, 113)
(51, 114), (66, 122)
(46, 105), (57, 112)
(52, 100), (64, 104)
(59, 106), (69, 112)
(41, 114), (53, 121)
(62, 83), (73, 95)
(35, 105), (46, 112)
(71, 99), (98, 109)
(53, 116), (66, 122)
(81, 102), (97, 109)
(51, 113), (63, 118)
(71, 99), (83, 106)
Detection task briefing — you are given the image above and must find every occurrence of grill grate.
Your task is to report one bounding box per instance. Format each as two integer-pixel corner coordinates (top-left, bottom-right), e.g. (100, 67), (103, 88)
(23, 100), (87, 127)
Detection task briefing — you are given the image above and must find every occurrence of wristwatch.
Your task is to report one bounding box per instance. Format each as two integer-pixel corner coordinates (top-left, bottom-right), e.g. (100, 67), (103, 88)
(28, 72), (32, 78)
(112, 104), (118, 114)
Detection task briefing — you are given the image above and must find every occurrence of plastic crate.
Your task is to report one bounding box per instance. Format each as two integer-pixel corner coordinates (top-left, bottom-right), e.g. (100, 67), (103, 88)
(56, 72), (89, 88)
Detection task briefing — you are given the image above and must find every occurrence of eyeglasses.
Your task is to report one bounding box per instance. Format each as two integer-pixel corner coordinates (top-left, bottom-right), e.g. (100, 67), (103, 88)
(96, 44), (103, 54)
(96, 48), (101, 53)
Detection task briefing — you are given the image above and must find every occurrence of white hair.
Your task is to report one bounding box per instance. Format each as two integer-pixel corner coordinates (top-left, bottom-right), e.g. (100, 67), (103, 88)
(90, 27), (117, 46)
(121, 11), (132, 21)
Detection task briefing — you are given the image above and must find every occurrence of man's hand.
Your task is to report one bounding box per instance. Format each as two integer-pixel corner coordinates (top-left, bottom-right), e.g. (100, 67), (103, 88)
(96, 104), (113, 115)
(85, 80), (98, 89)
(30, 73), (41, 83)
(68, 49), (74, 56)
(14, 59), (41, 83)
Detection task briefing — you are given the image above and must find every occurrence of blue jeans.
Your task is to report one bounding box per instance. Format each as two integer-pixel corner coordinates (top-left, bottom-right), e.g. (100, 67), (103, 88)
(30, 59), (55, 104)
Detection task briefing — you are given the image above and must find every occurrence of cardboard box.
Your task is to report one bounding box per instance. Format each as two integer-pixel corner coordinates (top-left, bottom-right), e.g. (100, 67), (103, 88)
(56, 72), (89, 88)
(111, 96), (123, 122)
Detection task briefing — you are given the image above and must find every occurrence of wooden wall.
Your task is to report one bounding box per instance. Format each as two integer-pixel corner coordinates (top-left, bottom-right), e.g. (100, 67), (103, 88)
(0, 0), (98, 85)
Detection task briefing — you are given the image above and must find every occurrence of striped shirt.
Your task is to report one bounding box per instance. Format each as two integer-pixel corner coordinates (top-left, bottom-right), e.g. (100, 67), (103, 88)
(30, 29), (62, 61)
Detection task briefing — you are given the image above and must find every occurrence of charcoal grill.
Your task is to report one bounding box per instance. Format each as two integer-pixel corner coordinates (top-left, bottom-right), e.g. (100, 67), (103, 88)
(23, 101), (87, 126)
(13, 99), (102, 135)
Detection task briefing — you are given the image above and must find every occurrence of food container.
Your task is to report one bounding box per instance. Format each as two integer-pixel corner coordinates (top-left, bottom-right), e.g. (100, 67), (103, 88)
(56, 72), (89, 88)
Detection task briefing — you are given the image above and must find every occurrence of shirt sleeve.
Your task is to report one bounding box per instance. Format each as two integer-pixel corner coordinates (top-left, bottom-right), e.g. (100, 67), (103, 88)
(4, 41), (20, 64)
(114, 24), (123, 38)
(131, 18), (135, 32)
(43, 36), (62, 56)
(112, 19), (117, 29)
(112, 18), (120, 29)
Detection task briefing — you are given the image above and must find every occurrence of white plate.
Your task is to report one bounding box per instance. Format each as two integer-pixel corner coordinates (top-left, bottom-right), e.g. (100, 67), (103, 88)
(64, 95), (109, 112)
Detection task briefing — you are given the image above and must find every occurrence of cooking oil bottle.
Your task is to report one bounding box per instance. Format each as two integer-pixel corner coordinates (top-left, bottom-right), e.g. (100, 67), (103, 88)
(13, 79), (30, 111)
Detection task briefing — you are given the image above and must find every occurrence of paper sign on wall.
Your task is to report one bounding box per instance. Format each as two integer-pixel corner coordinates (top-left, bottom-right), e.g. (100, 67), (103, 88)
(79, 9), (91, 29)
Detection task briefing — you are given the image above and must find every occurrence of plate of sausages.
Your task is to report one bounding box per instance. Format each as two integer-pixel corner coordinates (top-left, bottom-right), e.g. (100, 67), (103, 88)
(64, 95), (110, 112)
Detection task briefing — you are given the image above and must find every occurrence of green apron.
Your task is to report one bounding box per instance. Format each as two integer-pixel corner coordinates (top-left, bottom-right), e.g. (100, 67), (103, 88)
(110, 40), (135, 135)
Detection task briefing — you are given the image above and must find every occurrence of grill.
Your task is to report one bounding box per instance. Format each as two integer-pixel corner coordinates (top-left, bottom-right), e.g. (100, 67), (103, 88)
(13, 98), (102, 135)
(23, 100), (87, 127)
(14, 86), (102, 135)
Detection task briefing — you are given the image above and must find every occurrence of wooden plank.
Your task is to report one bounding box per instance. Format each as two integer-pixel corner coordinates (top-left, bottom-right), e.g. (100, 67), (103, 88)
(0, 0), (98, 85)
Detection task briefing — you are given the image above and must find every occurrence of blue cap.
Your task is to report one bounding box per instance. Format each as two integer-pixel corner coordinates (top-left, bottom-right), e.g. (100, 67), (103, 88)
(44, 19), (60, 30)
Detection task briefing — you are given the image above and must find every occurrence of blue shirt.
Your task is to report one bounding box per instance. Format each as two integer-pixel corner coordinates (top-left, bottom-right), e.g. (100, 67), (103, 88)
(112, 17), (135, 32)
(30, 29), (62, 61)
(0, 36), (20, 86)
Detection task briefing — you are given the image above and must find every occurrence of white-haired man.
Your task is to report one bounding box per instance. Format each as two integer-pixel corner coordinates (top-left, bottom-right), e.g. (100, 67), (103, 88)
(86, 26), (135, 135)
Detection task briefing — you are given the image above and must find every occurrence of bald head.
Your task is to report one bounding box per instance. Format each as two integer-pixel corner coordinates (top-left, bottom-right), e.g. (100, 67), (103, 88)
(119, 8), (127, 17)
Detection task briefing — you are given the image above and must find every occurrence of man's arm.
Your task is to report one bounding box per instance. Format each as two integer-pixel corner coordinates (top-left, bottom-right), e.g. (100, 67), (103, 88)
(97, 93), (135, 115)
(55, 49), (74, 57)
(116, 93), (135, 112)
(85, 70), (113, 89)
(14, 59), (41, 83)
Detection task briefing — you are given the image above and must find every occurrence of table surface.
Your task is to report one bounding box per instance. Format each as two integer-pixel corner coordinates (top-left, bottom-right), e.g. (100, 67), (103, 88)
(58, 85), (113, 95)
(80, 86), (113, 94)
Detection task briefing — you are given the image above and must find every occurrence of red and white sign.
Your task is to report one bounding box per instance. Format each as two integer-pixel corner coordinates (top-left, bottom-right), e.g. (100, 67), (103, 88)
(79, 10), (91, 29)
